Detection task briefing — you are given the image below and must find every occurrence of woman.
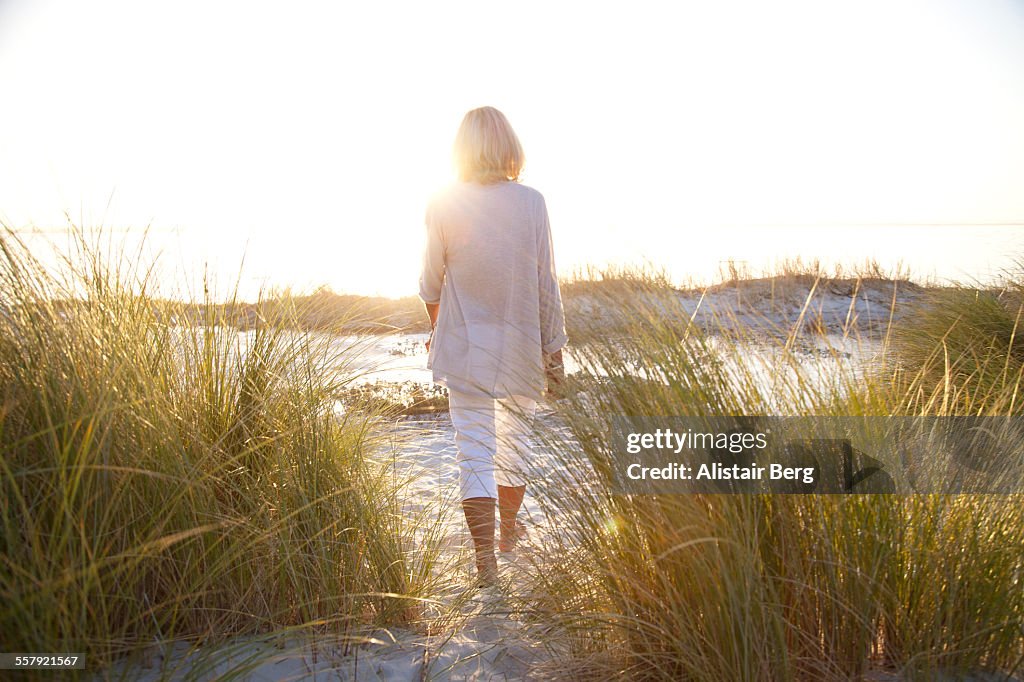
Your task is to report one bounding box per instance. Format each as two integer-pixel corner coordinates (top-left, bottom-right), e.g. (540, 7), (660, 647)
(418, 106), (568, 587)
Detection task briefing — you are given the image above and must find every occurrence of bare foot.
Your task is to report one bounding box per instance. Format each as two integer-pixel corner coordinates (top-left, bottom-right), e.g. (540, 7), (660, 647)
(475, 551), (498, 587)
(498, 520), (527, 553)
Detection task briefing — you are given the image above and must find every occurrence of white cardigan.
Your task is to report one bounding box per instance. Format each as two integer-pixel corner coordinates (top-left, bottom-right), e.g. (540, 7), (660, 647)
(418, 180), (568, 400)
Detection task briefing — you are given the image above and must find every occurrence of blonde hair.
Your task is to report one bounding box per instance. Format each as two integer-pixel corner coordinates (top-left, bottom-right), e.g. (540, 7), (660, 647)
(452, 107), (525, 184)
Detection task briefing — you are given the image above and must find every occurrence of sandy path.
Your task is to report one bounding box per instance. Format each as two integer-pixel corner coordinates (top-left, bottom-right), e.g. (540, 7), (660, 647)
(102, 414), (567, 681)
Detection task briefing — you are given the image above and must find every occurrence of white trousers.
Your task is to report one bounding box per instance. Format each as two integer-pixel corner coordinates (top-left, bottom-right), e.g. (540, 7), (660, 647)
(448, 390), (537, 500)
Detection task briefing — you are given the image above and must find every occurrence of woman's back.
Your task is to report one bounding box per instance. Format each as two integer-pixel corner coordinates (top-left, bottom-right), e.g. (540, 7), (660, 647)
(419, 180), (566, 400)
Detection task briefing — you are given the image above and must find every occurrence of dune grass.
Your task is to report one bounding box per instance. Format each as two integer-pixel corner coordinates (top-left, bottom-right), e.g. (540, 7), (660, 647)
(0, 230), (440, 675)
(3, 229), (1022, 680)
(528, 270), (1024, 680)
(888, 274), (1024, 416)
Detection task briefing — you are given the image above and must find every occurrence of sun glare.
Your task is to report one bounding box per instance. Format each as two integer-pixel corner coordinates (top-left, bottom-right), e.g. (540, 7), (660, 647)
(0, 1), (1021, 298)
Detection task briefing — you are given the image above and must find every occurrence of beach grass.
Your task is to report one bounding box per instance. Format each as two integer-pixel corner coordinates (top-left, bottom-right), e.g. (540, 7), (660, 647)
(0, 229), (439, 675)
(888, 273), (1024, 416)
(3, 230), (1022, 680)
(529, 270), (1024, 680)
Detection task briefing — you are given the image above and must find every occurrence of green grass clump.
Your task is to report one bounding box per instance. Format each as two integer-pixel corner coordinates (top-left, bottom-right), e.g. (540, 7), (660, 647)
(529, 270), (1024, 680)
(890, 276), (1024, 415)
(0, 230), (430, 671)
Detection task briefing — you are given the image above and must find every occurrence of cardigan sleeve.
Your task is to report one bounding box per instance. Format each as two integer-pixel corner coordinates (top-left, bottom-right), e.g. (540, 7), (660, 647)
(536, 194), (569, 354)
(418, 199), (444, 304)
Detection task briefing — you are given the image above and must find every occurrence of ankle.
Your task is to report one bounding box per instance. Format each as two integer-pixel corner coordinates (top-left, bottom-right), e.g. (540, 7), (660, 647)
(498, 520), (526, 551)
(476, 550), (498, 582)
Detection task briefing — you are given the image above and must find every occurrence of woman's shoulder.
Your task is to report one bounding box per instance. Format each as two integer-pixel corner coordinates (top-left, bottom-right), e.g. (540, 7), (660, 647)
(426, 182), (458, 208)
(496, 182), (546, 215)
(425, 181), (482, 209)
(429, 181), (545, 209)
(510, 182), (545, 203)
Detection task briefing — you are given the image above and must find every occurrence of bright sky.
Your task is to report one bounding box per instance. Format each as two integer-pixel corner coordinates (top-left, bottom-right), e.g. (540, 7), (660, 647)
(1, 0), (1023, 298)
